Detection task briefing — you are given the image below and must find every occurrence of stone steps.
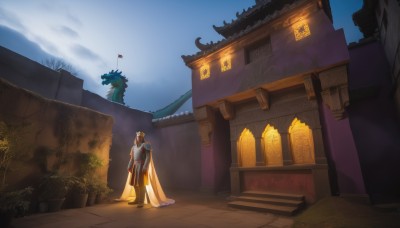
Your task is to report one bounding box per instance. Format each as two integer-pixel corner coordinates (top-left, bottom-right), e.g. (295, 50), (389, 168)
(228, 191), (305, 216)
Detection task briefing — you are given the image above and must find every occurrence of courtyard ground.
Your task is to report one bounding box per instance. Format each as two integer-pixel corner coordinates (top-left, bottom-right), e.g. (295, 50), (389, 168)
(12, 190), (400, 228)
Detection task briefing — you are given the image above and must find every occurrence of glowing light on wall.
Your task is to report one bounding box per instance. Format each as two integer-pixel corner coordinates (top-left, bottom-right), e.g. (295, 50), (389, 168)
(262, 125), (283, 166)
(220, 55), (232, 72)
(199, 64), (210, 80)
(238, 128), (256, 167)
(292, 19), (311, 41)
(289, 118), (315, 164)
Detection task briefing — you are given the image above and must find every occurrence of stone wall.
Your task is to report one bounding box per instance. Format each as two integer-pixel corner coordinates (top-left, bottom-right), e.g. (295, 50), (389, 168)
(0, 45), (201, 193)
(0, 78), (113, 190)
(0, 46), (83, 106)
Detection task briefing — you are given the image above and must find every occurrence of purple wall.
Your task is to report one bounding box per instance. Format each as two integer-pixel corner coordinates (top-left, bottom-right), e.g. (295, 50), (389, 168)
(199, 112), (231, 193)
(153, 118), (202, 190)
(347, 40), (400, 204)
(212, 113), (231, 192)
(191, 10), (349, 108)
(320, 103), (366, 195)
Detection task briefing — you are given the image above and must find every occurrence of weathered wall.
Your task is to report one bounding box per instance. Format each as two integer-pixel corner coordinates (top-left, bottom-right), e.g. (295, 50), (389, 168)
(153, 115), (202, 190)
(0, 78), (113, 189)
(0, 45), (201, 194)
(0, 46), (83, 105)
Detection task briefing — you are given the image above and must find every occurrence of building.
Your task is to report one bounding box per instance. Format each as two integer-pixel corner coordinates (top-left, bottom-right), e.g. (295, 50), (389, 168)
(182, 0), (367, 211)
(353, 0), (400, 119)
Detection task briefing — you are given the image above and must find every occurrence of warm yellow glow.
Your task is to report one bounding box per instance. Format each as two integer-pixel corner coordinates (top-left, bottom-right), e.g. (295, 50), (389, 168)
(220, 55), (232, 72)
(292, 19), (311, 41)
(289, 118), (315, 164)
(199, 64), (210, 80)
(238, 128), (256, 167)
(262, 125), (283, 166)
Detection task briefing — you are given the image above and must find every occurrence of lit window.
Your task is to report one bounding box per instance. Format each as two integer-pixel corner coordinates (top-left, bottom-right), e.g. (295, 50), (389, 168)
(220, 55), (231, 72)
(289, 118), (315, 164)
(200, 64), (210, 80)
(292, 20), (311, 41)
(262, 125), (283, 166)
(237, 128), (256, 167)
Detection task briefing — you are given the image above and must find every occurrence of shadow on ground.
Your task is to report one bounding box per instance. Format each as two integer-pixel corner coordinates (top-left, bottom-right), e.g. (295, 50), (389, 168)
(293, 196), (400, 227)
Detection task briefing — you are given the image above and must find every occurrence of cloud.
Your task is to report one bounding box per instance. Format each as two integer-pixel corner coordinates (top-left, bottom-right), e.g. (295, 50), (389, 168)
(66, 13), (82, 27)
(0, 7), (26, 31)
(33, 36), (60, 55)
(71, 44), (101, 61)
(0, 25), (53, 62)
(53, 25), (79, 38)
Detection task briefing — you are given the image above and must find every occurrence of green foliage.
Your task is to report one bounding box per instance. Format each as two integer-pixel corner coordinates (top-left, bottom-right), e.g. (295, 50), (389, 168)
(76, 152), (103, 178)
(0, 187), (33, 217)
(85, 178), (112, 196)
(67, 176), (88, 194)
(86, 179), (99, 194)
(0, 121), (31, 188)
(97, 182), (113, 196)
(38, 174), (68, 201)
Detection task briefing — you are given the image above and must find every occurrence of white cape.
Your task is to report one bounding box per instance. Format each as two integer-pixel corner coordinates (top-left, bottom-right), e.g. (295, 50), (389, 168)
(118, 157), (175, 207)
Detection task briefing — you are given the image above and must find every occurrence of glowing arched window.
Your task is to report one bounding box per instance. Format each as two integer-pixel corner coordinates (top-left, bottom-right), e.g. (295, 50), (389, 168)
(289, 118), (315, 164)
(262, 125), (283, 166)
(237, 128), (256, 167)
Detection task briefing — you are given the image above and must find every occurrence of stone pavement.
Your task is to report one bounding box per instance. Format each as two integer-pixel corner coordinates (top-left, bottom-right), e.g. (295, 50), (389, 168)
(12, 190), (294, 228)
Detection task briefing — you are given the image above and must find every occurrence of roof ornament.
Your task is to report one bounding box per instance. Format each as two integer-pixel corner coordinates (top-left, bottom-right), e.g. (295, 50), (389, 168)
(236, 9), (246, 18)
(195, 37), (214, 51)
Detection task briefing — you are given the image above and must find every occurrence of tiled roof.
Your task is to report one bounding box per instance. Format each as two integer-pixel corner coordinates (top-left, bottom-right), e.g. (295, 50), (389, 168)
(182, 0), (305, 65)
(213, 0), (297, 38)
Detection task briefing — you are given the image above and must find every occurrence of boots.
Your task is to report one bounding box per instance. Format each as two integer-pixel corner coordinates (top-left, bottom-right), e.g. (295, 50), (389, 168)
(128, 185), (145, 208)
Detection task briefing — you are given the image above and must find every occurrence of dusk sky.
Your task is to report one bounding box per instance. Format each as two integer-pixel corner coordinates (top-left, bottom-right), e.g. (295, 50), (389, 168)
(0, 0), (363, 112)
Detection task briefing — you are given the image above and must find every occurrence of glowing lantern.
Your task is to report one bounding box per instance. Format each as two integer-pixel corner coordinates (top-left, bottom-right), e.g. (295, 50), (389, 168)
(220, 55), (232, 72)
(292, 19), (311, 41)
(199, 64), (210, 80)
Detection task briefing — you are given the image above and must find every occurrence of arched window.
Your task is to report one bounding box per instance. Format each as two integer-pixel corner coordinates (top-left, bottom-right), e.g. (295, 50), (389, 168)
(289, 118), (315, 164)
(237, 128), (256, 167)
(262, 125), (283, 166)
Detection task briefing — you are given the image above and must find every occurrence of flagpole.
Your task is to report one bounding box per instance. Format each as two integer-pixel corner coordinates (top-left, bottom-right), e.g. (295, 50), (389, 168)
(116, 54), (123, 70)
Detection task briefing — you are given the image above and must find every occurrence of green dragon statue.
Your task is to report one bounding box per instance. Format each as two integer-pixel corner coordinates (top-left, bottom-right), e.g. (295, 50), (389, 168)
(101, 70), (128, 105)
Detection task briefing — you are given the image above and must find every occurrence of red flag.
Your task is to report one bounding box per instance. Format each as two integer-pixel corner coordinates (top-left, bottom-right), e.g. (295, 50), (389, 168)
(118, 54), (123, 58)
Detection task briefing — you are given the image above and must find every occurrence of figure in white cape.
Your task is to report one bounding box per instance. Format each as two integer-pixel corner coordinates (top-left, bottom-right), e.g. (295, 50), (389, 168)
(118, 131), (174, 207)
